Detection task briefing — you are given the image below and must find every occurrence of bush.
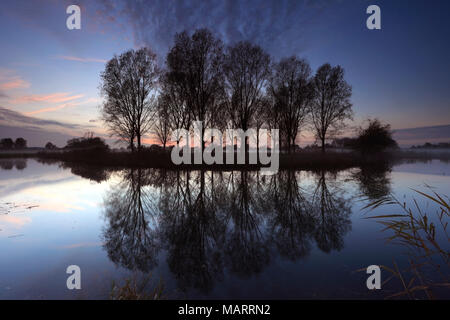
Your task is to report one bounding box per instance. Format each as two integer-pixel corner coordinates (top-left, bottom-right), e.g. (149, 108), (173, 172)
(64, 133), (109, 151)
(354, 119), (398, 153)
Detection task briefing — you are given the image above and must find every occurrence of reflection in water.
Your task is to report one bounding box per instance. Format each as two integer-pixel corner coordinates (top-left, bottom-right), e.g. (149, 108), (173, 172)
(353, 163), (392, 200)
(159, 171), (226, 292)
(0, 159), (27, 170)
(312, 171), (351, 253)
(100, 166), (373, 294)
(268, 171), (314, 260)
(102, 169), (159, 272)
(223, 171), (270, 278)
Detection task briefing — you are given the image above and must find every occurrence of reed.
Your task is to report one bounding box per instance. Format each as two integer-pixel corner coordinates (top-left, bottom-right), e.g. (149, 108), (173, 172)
(109, 274), (165, 300)
(365, 188), (450, 299)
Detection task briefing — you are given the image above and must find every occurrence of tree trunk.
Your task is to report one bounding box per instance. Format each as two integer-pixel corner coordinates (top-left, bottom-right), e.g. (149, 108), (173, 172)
(256, 128), (260, 163)
(137, 133), (141, 151)
(321, 138), (325, 153)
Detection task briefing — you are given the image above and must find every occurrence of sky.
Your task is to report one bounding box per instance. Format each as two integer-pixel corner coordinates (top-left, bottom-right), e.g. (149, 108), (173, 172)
(0, 0), (449, 147)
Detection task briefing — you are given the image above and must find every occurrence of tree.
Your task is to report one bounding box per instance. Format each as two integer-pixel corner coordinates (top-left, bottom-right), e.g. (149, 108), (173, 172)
(45, 142), (57, 150)
(100, 48), (159, 152)
(165, 29), (225, 152)
(224, 41), (271, 151)
(14, 137), (27, 149)
(159, 72), (190, 146)
(153, 96), (172, 149)
(0, 138), (14, 149)
(354, 119), (398, 153)
(310, 63), (353, 153)
(65, 133), (109, 151)
(269, 57), (313, 152)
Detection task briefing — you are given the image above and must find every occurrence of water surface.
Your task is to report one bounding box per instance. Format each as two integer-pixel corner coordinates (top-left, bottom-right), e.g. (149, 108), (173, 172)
(0, 158), (449, 299)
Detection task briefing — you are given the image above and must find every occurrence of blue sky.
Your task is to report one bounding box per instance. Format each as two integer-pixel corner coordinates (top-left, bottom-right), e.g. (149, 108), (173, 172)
(0, 0), (449, 146)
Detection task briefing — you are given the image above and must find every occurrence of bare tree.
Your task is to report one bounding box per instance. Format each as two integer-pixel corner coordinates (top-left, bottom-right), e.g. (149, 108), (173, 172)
(153, 96), (172, 149)
(269, 57), (313, 153)
(224, 41), (271, 151)
(310, 63), (352, 153)
(159, 72), (190, 146)
(165, 29), (225, 152)
(100, 48), (159, 151)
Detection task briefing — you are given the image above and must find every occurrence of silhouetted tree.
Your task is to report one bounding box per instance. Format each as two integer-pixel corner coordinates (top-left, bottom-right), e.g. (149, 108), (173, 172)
(153, 96), (172, 149)
(310, 64), (353, 152)
(354, 119), (398, 153)
(65, 133), (108, 150)
(45, 142), (57, 150)
(165, 29), (225, 152)
(159, 72), (190, 146)
(269, 57), (313, 152)
(14, 137), (27, 149)
(0, 138), (14, 150)
(100, 48), (159, 151)
(224, 41), (271, 152)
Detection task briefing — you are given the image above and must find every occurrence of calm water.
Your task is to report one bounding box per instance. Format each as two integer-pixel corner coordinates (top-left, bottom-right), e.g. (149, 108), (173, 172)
(0, 158), (449, 299)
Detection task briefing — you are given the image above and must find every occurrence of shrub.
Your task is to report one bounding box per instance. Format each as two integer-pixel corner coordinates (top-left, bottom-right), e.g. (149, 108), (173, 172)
(354, 119), (398, 153)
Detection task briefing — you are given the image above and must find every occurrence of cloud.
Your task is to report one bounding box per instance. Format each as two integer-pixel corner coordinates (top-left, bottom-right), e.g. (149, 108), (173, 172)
(393, 124), (450, 147)
(56, 55), (107, 63)
(0, 106), (84, 130)
(0, 106), (104, 147)
(0, 69), (30, 98)
(24, 103), (73, 115)
(90, 0), (335, 59)
(0, 78), (30, 90)
(12, 93), (84, 104)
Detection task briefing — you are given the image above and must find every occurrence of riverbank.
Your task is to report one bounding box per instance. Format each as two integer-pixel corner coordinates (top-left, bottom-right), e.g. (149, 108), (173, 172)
(1, 148), (448, 170)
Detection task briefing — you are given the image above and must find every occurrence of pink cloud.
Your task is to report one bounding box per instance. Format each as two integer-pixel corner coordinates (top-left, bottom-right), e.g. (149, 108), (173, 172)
(0, 69), (30, 93)
(56, 55), (107, 63)
(0, 78), (30, 90)
(24, 103), (70, 115)
(13, 93), (84, 104)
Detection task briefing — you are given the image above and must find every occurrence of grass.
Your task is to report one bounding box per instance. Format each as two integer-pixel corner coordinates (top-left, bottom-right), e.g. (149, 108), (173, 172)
(110, 274), (165, 300)
(364, 188), (450, 299)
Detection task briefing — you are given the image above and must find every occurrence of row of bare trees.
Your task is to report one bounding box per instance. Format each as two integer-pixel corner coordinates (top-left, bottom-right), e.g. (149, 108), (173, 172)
(100, 28), (353, 153)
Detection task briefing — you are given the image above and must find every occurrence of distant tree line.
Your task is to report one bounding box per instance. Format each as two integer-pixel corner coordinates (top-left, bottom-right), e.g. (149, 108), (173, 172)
(0, 137), (27, 150)
(100, 28), (354, 153)
(411, 142), (450, 149)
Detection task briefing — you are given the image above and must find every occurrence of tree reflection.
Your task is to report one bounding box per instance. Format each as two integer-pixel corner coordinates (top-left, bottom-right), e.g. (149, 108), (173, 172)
(0, 159), (27, 170)
(158, 171), (226, 293)
(311, 170), (352, 253)
(223, 171), (270, 277)
(102, 168), (160, 272)
(353, 163), (392, 200)
(101, 167), (362, 293)
(268, 170), (315, 260)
